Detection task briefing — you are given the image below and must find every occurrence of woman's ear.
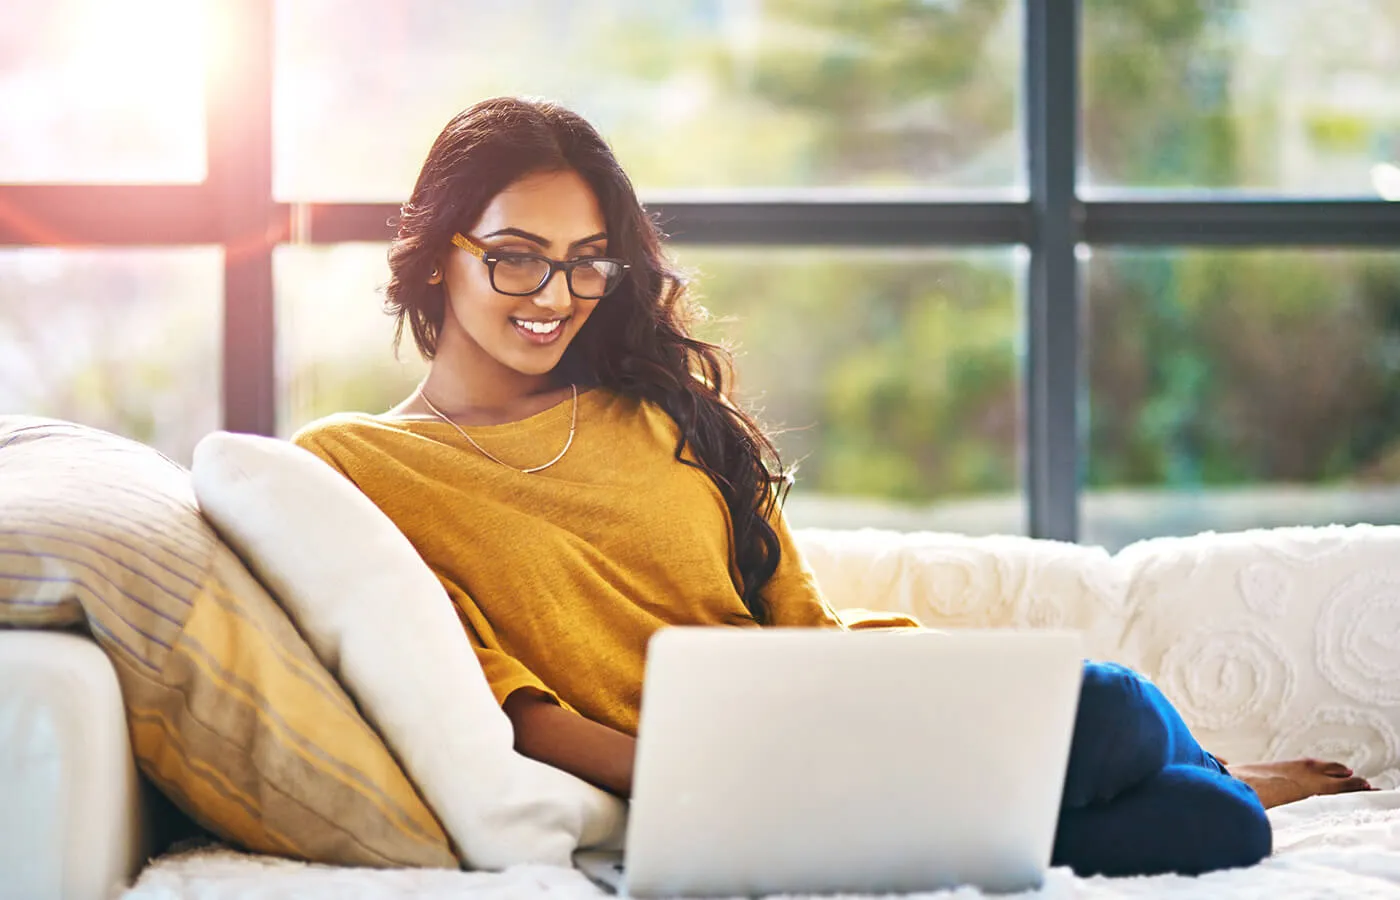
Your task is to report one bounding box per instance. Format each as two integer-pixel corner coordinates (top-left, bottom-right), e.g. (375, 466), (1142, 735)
(427, 264), (443, 286)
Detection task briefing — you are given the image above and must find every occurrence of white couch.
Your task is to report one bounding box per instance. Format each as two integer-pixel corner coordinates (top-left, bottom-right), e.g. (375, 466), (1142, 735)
(3, 524), (1399, 900)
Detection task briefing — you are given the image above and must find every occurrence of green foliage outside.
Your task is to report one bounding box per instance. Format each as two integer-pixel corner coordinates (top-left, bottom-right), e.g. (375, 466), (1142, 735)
(682, 248), (1019, 502)
(1088, 251), (1400, 490)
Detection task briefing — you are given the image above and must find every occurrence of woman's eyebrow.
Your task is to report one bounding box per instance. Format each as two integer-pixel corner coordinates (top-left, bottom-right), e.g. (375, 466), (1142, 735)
(479, 227), (549, 246)
(479, 227), (608, 250)
(570, 232), (608, 249)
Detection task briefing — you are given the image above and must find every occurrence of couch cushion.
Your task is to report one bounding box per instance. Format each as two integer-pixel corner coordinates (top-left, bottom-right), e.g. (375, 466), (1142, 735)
(794, 528), (1135, 663)
(0, 417), (456, 869)
(191, 431), (627, 871)
(1114, 526), (1400, 782)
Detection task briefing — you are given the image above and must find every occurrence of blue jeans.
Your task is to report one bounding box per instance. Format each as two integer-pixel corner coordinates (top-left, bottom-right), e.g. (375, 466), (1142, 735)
(1052, 662), (1272, 876)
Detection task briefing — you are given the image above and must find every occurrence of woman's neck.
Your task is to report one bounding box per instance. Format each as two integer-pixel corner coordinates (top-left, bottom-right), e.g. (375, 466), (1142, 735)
(405, 335), (566, 422)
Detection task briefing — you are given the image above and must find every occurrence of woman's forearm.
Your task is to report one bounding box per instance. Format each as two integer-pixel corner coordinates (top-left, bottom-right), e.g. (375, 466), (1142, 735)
(503, 690), (637, 798)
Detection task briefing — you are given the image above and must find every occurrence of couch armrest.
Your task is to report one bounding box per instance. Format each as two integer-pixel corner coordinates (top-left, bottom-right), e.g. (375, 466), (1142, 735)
(0, 630), (157, 900)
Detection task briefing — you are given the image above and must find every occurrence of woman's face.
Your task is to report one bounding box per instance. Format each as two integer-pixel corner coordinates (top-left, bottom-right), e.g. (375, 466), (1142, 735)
(437, 168), (609, 382)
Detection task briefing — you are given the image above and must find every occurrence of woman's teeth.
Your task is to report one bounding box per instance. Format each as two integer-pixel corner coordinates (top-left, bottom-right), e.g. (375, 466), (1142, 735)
(513, 318), (564, 334)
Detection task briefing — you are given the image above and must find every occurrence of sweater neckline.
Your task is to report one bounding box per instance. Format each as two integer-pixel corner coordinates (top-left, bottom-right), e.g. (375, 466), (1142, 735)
(374, 387), (608, 436)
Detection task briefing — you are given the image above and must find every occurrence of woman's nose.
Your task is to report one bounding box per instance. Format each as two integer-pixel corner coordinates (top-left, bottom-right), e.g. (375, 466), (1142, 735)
(532, 268), (573, 311)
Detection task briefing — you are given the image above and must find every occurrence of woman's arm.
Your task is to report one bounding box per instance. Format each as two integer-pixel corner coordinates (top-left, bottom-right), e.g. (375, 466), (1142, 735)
(503, 690), (637, 798)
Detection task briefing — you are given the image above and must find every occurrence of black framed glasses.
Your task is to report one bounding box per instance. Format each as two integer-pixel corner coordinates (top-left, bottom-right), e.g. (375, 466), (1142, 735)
(451, 233), (630, 299)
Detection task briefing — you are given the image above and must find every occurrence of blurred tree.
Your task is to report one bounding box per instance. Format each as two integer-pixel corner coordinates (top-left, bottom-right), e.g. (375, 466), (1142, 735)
(1087, 250), (1400, 490)
(732, 0), (1016, 184)
(0, 249), (220, 464)
(1082, 0), (1243, 187)
(686, 248), (1018, 502)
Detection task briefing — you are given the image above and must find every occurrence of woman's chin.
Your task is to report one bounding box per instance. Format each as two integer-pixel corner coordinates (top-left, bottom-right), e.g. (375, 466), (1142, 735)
(501, 347), (570, 378)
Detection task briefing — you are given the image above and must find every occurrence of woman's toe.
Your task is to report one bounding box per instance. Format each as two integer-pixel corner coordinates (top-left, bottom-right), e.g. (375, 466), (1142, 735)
(1330, 776), (1372, 795)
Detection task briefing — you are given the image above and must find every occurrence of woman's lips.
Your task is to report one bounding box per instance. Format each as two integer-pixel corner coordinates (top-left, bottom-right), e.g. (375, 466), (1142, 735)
(510, 316), (568, 345)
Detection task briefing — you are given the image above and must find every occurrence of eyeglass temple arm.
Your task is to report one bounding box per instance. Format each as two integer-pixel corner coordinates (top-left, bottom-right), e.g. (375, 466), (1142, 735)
(451, 233), (486, 259)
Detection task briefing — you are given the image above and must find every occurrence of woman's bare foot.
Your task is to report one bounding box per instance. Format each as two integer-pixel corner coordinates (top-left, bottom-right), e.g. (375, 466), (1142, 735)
(1225, 758), (1374, 808)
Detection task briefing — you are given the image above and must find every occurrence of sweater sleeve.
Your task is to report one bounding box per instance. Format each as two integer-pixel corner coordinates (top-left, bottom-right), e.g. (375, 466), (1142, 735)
(757, 489), (847, 628)
(437, 577), (569, 711)
(755, 487), (925, 630)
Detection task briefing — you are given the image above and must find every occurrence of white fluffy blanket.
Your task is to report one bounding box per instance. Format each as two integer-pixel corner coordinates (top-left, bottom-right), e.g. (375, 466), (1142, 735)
(124, 790), (1400, 899)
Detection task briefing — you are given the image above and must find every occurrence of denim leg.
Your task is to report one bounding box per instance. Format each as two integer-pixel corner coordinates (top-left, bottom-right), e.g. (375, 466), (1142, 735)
(1052, 764), (1271, 877)
(1061, 661), (1222, 809)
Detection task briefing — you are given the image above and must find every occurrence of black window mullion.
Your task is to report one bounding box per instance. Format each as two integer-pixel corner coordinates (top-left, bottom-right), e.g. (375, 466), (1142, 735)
(0, 185), (222, 246)
(650, 201), (1032, 246)
(1025, 0), (1082, 542)
(208, 0), (279, 437)
(1083, 199), (1400, 246)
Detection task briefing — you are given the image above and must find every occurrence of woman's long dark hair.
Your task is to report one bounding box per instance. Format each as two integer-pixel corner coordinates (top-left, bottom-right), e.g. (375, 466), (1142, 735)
(387, 97), (789, 622)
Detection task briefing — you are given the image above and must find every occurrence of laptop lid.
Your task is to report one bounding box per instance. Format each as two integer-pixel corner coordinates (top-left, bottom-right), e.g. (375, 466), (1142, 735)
(624, 628), (1082, 898)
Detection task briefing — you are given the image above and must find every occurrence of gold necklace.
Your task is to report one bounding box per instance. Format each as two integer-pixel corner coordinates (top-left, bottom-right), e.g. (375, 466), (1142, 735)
(420, 384), (578, 475)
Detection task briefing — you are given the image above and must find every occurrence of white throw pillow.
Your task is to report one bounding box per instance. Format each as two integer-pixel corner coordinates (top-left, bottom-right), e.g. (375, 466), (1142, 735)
(1114, 525), (1400, 785)
(191, 431), (627, 870)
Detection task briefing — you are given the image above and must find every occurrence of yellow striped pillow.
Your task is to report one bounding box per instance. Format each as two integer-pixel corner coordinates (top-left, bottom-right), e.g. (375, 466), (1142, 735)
(0, 417), (456, 869)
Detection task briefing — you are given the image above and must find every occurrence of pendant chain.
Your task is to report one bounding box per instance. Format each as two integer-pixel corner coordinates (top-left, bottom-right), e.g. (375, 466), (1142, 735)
(420, 384), (578, 475)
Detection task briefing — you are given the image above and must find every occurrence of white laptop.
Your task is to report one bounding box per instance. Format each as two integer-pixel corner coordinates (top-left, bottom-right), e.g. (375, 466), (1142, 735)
(576, 627), (1082, 898)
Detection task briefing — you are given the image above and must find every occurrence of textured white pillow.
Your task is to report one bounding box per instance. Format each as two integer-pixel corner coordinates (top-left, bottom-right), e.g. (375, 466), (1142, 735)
(191, 432), (626, 870)
(1113, 525), (1400, 788)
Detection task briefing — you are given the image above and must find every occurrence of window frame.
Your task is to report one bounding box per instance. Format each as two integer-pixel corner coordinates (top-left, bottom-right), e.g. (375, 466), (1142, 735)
(2, 0), (1398, 541)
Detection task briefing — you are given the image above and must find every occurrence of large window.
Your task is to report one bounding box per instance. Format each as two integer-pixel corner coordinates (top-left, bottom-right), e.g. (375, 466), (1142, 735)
(3, 0), (1399, 547)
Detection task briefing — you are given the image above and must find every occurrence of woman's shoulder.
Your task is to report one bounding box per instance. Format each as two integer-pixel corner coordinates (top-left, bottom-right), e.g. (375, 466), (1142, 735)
(290, 410), (397, 448)
(291, 410), (462, 492)
(290, 411), (451, 469)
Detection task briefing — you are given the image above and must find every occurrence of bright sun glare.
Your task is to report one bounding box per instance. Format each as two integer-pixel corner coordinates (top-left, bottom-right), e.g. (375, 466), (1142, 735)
(67, 0), (206, 91)
(1373, 163), (1400, 202)
(61, 0), (208, 157)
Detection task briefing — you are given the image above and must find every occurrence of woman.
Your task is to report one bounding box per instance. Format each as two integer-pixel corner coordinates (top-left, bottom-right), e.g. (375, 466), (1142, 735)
(293, 97), (1370, 878)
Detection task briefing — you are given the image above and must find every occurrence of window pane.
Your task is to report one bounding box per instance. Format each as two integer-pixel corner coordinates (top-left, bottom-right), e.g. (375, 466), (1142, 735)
(1083, 0), (1400, 195)
(0, 247), (223, 464)
(274, 0), (1022, 201)
(0, 1), (206, 183)
(275, 244), (427, 435)
(1085, 249), (1400, 550)
(679, 246), (1025, 533)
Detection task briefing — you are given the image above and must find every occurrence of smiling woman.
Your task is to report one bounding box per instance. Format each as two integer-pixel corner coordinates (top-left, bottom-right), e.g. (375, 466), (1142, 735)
(0, 0), (207, 183)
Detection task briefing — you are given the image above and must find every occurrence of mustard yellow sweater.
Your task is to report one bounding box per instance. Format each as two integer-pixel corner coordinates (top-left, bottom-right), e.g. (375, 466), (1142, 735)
(293, 388), (867, 736)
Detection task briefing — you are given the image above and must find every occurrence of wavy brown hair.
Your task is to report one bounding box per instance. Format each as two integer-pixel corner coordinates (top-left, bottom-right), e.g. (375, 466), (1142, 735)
(386, 97), (789, 622)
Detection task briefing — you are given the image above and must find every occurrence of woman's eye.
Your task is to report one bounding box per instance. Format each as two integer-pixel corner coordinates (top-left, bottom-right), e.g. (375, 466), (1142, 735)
(496, 255), (537, 270)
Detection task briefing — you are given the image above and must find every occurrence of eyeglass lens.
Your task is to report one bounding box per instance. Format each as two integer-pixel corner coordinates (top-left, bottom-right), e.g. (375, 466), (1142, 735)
(491, 255), (625, 298)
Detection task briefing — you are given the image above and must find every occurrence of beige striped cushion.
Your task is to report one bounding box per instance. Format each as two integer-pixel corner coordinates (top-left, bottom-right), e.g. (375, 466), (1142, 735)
(0, 417), (456, 869)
